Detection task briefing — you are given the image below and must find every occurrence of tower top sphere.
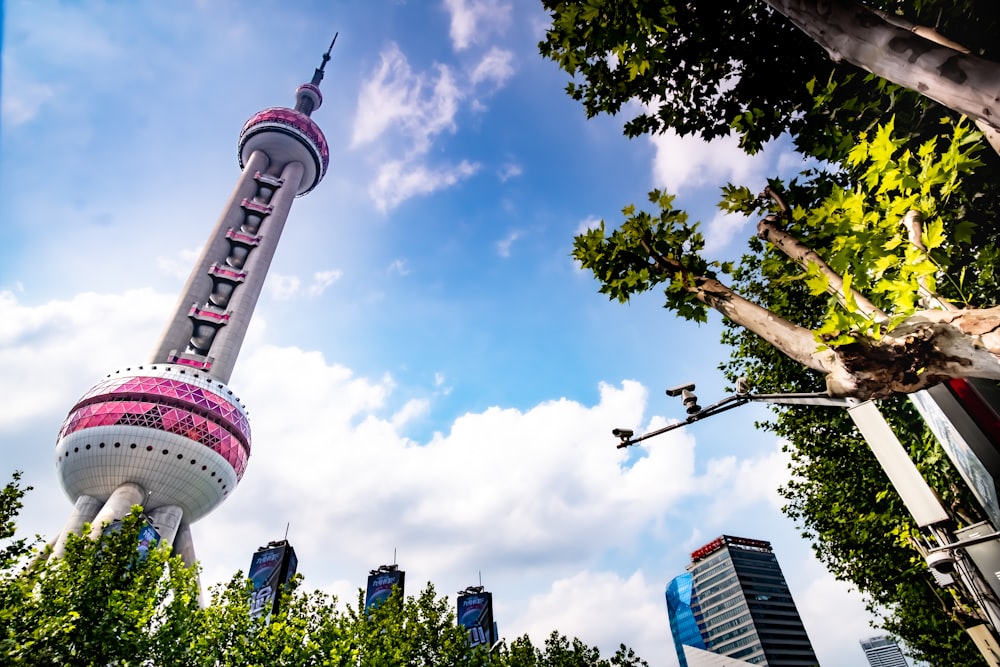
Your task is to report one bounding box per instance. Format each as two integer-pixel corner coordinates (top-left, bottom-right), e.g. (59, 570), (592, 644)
(238, 107), (329, 196)
(237, 38), (337, 196)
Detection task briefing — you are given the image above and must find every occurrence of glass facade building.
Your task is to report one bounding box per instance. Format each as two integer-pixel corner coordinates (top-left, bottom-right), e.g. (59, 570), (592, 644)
(665, 535), (818, 667)
(860, 635), (909, 667)
(667, 572), (707, 667)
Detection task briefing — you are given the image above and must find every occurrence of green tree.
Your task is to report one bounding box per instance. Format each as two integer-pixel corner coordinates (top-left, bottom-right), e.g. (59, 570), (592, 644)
(497, 631), (648, 667)
(0, 507), (201, 667)
(0, 472), (36, 573)
(539, 0), (1000, 156)
(0, 475), (646, 666)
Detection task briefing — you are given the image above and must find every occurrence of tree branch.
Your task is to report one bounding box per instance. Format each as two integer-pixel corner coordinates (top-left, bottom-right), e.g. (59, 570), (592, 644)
(902, 209), (959, 312)
(757, 187), (888, 322)
(639, 236), (834, 372)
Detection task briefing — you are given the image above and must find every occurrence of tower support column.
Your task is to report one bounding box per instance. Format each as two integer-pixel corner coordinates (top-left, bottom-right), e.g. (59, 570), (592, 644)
(173, 521), (204, 606)
(173, 521), (198, 567)
(87, 482), (146, 539)
(147, 504), (184, 546)
(149, 149), (271, 376)
(51, 494), (102, 558)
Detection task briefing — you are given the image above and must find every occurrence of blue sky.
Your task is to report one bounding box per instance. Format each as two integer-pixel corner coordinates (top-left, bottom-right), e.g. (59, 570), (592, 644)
(2, 2), (883, 664)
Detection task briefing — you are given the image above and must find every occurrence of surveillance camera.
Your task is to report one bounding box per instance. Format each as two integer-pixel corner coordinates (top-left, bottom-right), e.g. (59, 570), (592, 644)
(736, 377), (750, 395)
(666, 383), (696, 397)
(926, 550), (957, 574)
(612, 428), (634, 439)
(681, 389), (701, 415)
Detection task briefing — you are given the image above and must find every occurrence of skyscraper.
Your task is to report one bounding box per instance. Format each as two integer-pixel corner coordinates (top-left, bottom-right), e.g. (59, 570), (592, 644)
(50, 39), (336, 564)
(665, 535), (818, 667)
(860, 636), (909, 667)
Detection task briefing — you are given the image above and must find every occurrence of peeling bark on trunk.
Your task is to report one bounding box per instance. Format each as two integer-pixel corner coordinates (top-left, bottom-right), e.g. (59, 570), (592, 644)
(687, 280), (1000, 399)
(826, 308), (1000, 398)
(763, 0), (1000, 136)
(752, 204), (1000, 398)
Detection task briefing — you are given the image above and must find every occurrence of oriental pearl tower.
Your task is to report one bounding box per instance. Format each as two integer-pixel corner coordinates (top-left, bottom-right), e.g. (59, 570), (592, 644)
(50, 39), (336, 563)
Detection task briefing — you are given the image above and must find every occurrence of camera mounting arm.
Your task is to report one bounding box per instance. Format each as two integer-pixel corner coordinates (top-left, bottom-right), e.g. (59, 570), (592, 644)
(613, 393), (748, 448)
(613, 378), (857, 449)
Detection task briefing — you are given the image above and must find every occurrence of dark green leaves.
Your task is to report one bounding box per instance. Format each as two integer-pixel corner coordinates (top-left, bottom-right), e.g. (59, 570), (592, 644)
(573, 190), (721, 323)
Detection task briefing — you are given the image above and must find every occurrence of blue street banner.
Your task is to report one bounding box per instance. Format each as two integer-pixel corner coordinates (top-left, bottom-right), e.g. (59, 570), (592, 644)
(457, 590), (496, 648)
(248, 541), (297, 621)
(365, 567), (405, 613)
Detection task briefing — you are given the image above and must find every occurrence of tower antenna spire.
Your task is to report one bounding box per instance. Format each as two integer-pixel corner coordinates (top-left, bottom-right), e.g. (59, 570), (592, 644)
(311, 33), (338, 87)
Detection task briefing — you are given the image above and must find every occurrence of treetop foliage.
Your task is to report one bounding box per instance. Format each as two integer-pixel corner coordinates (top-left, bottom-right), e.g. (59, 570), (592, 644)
(0, 473), (646, 666)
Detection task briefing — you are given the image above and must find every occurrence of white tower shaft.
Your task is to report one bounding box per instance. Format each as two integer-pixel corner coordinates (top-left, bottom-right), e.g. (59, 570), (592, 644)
(150, 152), (305, 384)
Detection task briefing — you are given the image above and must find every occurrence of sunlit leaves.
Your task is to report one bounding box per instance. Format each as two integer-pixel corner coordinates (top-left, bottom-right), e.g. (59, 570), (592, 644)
(790, 119), (983, 343)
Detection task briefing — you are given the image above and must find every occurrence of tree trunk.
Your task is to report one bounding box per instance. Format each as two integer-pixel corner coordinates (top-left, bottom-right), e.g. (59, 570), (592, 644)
(763, 0), (1000, 137)
(825, 307), (1000, 397)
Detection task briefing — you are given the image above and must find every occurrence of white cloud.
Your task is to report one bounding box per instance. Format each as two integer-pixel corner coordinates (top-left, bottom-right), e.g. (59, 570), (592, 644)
(699, 445), (789, 525)
(267, 270), (342, 300)
(703, 210), (752, 257)
(268, 274), (302, 301)
(777, 150), (810, 175)
(388, 259), (411, 277)
(156, 247), (202, 281)
(498, 162), (523, 182)
(352, 44), (462, 153)
(470, 47), (515, 88)
(391, 398), (431, 428)
(443, 0), (512, 51)
(350, 36), (517, 211)
(434, 371), (452, 396)
(370, 158), (480, 212)
(0, 74), (55, 126)
(514, 570), (675, 665)
(307, 269), (343, 297)
(213, 374), (710, 579)
(0, 289), (170, 429)
(496, 230), (522, 258)
(574, 215), (602, 236)
(795, 566), (877, 664)
(648, 130), (773, 193)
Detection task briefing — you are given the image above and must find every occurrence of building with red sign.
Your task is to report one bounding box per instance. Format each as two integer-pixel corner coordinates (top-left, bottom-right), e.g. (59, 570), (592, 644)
(666, 535), (818, 666)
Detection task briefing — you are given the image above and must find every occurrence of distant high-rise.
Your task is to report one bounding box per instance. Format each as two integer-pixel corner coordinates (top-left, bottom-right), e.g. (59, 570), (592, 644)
(860, 636), (908, 667)
(50, 39), (336, 564)
(665, 535), (818, 667)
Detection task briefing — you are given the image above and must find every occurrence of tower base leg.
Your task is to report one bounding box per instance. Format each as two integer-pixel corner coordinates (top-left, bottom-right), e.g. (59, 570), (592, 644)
(87, 483), (146, 539)
(173, 522), (204, 606)
(147, 505), (183, 546)
(50, 494), (102, 559)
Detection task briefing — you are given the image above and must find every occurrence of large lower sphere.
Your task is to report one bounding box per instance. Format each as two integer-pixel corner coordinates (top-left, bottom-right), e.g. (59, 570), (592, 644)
(55, 365), (251, 522)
